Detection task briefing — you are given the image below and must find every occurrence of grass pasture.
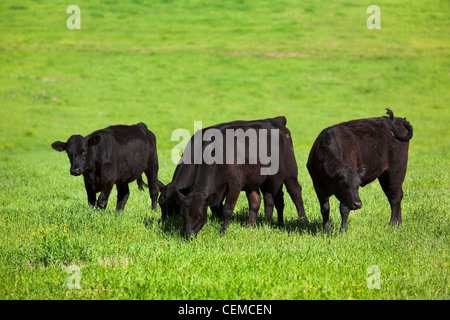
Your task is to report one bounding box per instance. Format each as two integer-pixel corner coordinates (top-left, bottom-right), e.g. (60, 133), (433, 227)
(0, 0), (449, 300)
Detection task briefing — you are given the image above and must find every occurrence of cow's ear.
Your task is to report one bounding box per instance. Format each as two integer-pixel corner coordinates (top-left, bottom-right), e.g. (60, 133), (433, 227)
(51, 141), (66, 152)
(157, 180), (165, 190)
(357, 165), (367, 178)
(173, 190), (186, 205)
(87, 135), (101, 147)
(160, 184), (175, 202)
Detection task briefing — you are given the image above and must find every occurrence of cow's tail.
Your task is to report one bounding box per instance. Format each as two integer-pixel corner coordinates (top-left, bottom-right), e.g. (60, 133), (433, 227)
(385, 108), (413, 142)
(137, 176), (148, 191)
(270, 116), (287, 128)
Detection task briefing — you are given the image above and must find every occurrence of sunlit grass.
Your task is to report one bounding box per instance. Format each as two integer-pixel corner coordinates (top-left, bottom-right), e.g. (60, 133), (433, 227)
(0, 0), (448, 299)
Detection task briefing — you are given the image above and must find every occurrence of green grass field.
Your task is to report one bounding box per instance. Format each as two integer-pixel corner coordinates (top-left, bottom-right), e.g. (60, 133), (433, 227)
(0, 0), (448, 300)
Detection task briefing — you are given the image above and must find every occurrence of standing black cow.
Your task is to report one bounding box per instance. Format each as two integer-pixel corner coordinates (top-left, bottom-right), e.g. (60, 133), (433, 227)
(171, 116), (307, 238)
(307, 109), (413, 231)
(51, 122), (160, 211)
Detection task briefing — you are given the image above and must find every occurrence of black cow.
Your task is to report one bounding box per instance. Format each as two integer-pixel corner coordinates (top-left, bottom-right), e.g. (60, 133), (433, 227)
(159, 123), (270, 222)
(159, 117), (294, 224)
(158, 126), (216, 220)
(170, 116), (307, 238)
(51, 122), (160, 211)
(307, 109), (413, 231)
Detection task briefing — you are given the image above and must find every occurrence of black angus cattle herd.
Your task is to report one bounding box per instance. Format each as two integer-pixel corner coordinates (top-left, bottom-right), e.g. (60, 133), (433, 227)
(52, 109), (413, 238)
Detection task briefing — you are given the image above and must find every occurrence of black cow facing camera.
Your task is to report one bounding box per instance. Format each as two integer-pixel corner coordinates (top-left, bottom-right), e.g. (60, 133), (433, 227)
(52, 122), (161, 211)
(307, 109), (413, 231)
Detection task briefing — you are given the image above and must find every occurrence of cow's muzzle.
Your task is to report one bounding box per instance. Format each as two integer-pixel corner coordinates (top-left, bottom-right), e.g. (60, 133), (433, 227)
(70, 168), (82, 176)
(350, 200), (362, 210)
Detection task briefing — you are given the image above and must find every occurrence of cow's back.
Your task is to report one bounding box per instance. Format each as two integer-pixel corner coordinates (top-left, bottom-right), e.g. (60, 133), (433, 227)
(90, 123), (156, 184)
(192, 118), (296, 193)
(308, 116), (410, 186)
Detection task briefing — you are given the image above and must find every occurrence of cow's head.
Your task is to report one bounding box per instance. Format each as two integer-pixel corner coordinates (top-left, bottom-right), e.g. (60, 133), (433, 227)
(51, 134), (100, 176)
(329, 165), (367, 210)
(174, 190), (208, 239)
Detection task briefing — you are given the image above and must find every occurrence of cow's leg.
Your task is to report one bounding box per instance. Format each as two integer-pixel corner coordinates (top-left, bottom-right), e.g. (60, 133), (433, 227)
(339, 202), (351, 232)
(83, 177), (97, 207)
(116, 183), (130, 211)
(263, 192), (274, 220)
(97, 182), (114, 210)
(145, 170), (159, 211)
(314, 182), (331, 229)
(260, 184), (274, 220)
(85, 184), (97, 207)
(319, 196), (330, 230)
(378, 172), (404, 226)
(263, 179), (285, 225)
(145, 168), (159, 211)
(273, 187), (285, 226)
(284, 176), (308, 221)
(221, 190), (241, 233)
(246, 190), (261, 227)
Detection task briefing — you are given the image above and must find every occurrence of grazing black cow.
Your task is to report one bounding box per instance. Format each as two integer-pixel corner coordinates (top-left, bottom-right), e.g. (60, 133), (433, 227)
(159, 117), (294, 224)
(158, 122), (278, 225)
(307, 109), (413, 231)
(169, 116), (307, 238)
(159, 123), (266, 221)
(51, 123), (160, 211)
(158, 127), (214, 220)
